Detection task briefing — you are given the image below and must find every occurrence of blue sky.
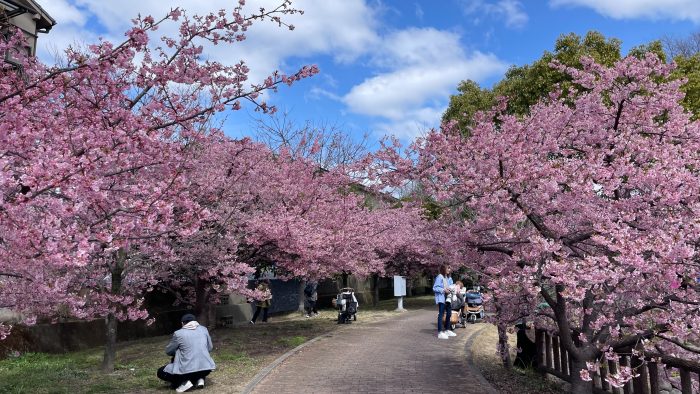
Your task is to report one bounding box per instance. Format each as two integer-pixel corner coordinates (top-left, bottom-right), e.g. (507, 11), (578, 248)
(39, 0), (700, 147)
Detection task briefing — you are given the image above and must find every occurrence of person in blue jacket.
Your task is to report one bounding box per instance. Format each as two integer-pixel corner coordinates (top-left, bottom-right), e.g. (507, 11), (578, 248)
(433, 265), (456, 339)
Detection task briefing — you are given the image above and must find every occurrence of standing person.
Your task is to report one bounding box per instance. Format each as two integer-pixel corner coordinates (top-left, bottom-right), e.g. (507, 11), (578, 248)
(443, 267), (456, 337)
(250, 279), (272, 324)
(444, 266), (457, 337)
(433, 265), (455, 339)
(157, 313), (216, 392)
(304, 281), (318, 318)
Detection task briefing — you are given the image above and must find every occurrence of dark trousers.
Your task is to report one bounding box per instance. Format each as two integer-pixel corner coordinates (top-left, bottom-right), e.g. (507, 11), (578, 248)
(157, 365), (211, 388)
(445, 301), (452, 328)
(437, 302), (445, 332)
(251, 305), (268, 322)
(305, 299), (317, 314)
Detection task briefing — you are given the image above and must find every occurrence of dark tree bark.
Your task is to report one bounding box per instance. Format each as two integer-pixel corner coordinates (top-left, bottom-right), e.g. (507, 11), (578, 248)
(193, 277), (214, 328)
(102, 248), (125, 372)
(371, 274), (379, 307)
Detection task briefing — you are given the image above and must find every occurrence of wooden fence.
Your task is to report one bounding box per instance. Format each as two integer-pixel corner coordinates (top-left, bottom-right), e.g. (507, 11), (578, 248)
(535, 329), (700, 394)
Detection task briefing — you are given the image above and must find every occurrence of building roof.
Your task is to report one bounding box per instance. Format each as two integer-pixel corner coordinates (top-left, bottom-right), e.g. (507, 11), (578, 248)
(0, 0), (56, 32)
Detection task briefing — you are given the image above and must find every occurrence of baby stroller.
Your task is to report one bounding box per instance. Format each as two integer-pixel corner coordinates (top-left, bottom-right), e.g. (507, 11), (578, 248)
(336, 287), (358, 324)
(446, 294), (464, 330)
(465, 289), (484, 324)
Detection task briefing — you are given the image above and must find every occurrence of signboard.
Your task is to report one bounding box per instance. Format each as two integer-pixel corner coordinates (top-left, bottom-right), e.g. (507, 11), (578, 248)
(393, 275), (406, 297)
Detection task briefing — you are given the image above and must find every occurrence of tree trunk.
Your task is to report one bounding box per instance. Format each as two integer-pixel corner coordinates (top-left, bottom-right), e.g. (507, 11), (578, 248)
(194, 277), (213, 328)
(497, 322), (512, 369)
(493, 297), (511, 369)
(569, 357), (594, 394)
(102, 248), (125, 373)
(102, 312), (118, 372)
(342, 272), (348, 288)
(298, 280), (306, 313)
(371, 274), (379, 307)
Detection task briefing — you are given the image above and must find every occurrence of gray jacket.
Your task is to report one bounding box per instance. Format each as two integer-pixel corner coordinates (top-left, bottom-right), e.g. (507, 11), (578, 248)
(164, 323), (216, 375)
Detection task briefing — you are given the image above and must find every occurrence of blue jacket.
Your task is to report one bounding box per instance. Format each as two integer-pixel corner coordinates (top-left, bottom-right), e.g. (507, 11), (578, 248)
(433, 274), (453, 304)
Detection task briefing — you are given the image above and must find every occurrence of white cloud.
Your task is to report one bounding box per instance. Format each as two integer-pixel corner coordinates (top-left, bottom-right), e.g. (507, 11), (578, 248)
(461, 0), (529, 28)
(415, 3), (425, 20)
(374, 107), (444, 140)
(550, 0), (700, 23)
(37, 1), (509, 141)
(344, 53), (504, 119)
(38, 0), (379, 79)
(342, 28), (508, 140)
(43, 0), (87, 26)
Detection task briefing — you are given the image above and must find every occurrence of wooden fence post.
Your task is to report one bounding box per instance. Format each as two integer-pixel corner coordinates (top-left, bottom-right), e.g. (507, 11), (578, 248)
(545, 333), (553, 369)
(535, 329), (544, 371)
(553, 336), (561, 372)
(561, 341), (570, 376)
(619, 356), (631, 394)
(600, 358), (609, 391)
(647, 362), (659, 394)
(609, 359), (623, 394)
(679, 368), (692, 394)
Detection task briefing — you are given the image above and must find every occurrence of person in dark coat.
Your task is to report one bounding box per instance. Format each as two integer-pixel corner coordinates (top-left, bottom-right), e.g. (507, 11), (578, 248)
(304, 281), (318, 317)
(513, 321), (537, 369)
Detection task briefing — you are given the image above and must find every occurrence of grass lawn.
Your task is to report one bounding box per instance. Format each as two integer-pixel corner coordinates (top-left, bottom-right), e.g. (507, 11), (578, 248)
(0, 295), (434, 393)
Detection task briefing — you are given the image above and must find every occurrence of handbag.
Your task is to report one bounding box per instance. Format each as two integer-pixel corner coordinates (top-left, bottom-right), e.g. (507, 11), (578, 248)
(442, 276), (452, 303)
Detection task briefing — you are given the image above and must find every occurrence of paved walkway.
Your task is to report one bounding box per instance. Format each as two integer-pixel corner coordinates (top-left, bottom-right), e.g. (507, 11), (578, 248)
(246, 306), (498, 394)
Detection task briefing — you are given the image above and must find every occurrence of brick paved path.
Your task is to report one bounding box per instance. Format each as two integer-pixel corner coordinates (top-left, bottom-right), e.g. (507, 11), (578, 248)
(248, 306), (497, 394)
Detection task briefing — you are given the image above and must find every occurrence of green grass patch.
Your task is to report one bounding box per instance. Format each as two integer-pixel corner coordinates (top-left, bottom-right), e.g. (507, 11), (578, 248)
(276, 335), (306, 348)
(0, 295), (431, 393)
(215, 350), (255, 364)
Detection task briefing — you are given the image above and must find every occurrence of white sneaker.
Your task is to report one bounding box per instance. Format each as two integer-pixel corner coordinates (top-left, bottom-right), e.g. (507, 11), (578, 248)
(176, 380), (193, 393)
(196, 378), (205, 388)
(437, 332), (449, 339)
(446, 330), (456, 337)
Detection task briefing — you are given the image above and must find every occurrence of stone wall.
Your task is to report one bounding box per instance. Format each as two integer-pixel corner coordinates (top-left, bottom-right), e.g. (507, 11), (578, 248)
(1, 309), (187, 356)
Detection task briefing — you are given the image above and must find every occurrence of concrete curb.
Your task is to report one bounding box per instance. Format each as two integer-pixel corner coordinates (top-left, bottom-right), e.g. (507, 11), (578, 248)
(463, 324), (500, 394)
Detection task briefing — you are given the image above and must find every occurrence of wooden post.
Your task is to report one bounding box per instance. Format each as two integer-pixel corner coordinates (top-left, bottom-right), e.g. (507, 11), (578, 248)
(545, 333), (553, 369)
(609, 359), (623, 394)
(631, 355), (645, 394)
(600, 359), (609, 391)
(552, 336), (561, 372)
(619, 356), (631, 394)
(568, 351), (573, 378)
(679, 368), (692, 394)
(647, 362), (659, 394)
(561, 341), (570, 376)
(535, 329), (545, 370)
(638, 361), (649, 394)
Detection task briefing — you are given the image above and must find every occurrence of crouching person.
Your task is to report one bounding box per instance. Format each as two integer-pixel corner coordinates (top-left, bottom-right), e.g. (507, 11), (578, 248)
(157, 313), (216, 392)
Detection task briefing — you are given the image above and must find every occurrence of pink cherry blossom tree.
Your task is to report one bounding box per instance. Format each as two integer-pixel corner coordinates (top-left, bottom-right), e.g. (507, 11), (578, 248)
(0, 1), (317, 371)
(373, 54), (700, 393)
